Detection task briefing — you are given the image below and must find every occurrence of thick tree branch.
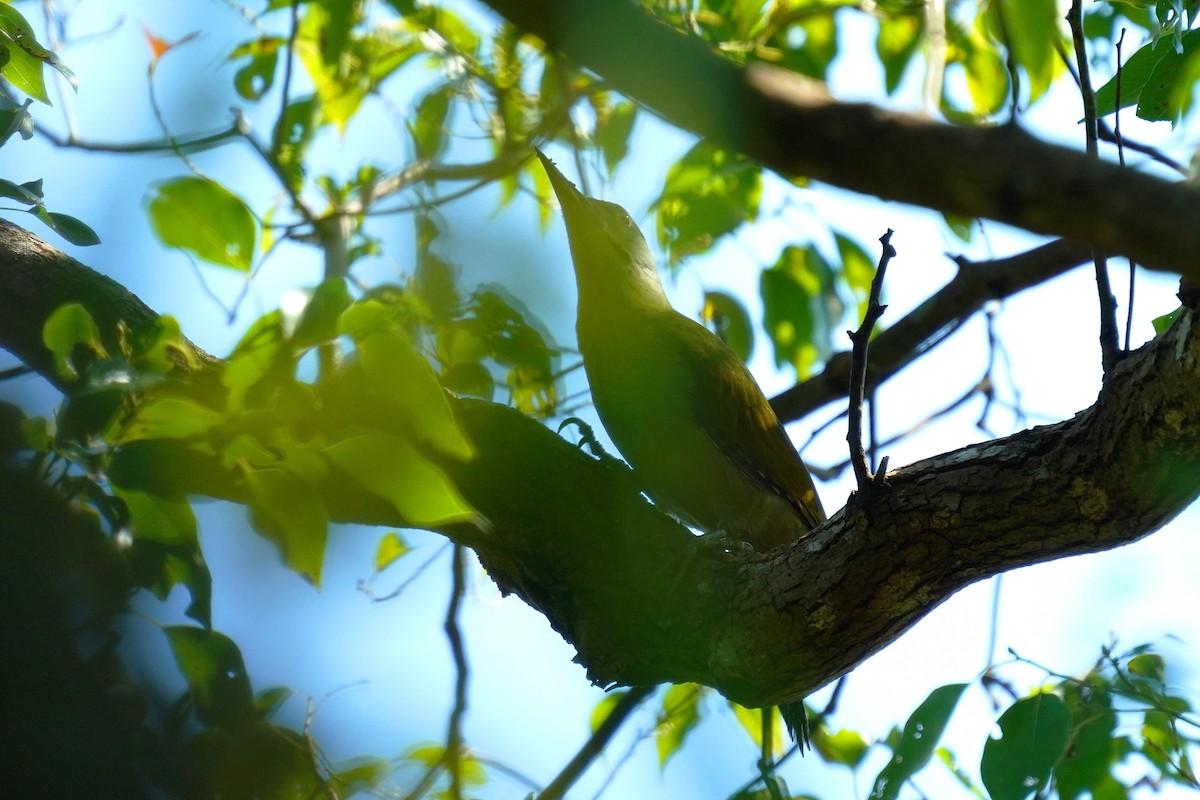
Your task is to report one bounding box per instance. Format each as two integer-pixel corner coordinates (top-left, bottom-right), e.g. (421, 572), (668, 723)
(481, 0), (1200, 275)
(2, 221), (1198, 708)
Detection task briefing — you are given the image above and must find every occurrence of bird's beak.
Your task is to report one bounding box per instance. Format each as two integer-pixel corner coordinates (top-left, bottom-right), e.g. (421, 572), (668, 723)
(535, 148), (587, 220)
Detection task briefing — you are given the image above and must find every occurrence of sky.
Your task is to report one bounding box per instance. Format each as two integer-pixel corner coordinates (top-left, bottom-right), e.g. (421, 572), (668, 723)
(2, 1), (1199, 798)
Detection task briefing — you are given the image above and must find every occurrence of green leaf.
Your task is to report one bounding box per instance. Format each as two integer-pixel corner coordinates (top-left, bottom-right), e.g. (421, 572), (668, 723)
(1128, 652), (1166, 681)
(814, 727), (870, 767)
(410, 85), (452, 160)
(596, 101), (637, 175)
(146, 176), (258, 271)
(994, 0), (1062, 103)
(876, 14), (923, 95)
(1095, 30), (1200, 119)
(729, 702), (784, 755)
(702, 291), (754, 363)
(0, 4), (52, 103)
(210, 724), (323, 799)
(341, 302), (474, 459)
(0, 94), (35, 144)
(36, 210), (100, 245)
(836, 233), (877, 315)
(331, 756), (390, 794)
(243, 465), (328, 585)
(114, 487), (198, 545)
(655, 141), (762, 264)
(981, 692), (1071, 800)
(129, 540), (212, 626)
(656, 683), (703, 769)
(166, 626), (255, 730)
(964, 15), (1008, 116)
(119, 396), (223, 442)
(869, 683), (968, 800)
(590, 690), (629, 733)
(374, 531), (410, 571)
(272, 95), (320, 192)
(1056, 681), (1118, 800)
(290, 278), (353, 350)
(255, 686), (294, 719)
(230, 36), (282, 100)
(323, 434), (476, 526)
(760, 245), (841, 378)
(42, 302), (104, 380)
(223, 310), (288, 412)
(1152, 307), (1181, 334)
(0, 177), (40, 204)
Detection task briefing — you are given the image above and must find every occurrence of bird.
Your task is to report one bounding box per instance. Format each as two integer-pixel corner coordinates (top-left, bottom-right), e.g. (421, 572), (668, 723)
(536, 148), (825, 746)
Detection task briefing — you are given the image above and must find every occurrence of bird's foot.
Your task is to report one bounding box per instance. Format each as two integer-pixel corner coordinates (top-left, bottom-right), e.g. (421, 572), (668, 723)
(557, 416), (620, 462)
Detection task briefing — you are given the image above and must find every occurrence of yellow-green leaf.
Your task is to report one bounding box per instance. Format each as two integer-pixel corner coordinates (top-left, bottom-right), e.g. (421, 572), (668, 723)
(42, 302), (105, 380)
(243, 465), (328, 585)
(324, 434), (475, 526)
(374, 531), (411, 572)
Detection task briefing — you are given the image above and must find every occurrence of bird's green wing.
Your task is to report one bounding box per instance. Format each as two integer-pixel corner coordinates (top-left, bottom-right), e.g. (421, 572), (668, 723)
(673, 315), (826, 530)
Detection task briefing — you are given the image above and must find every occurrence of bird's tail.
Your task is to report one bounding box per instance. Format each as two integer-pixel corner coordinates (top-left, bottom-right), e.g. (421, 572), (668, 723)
(779, 701), (810, 753)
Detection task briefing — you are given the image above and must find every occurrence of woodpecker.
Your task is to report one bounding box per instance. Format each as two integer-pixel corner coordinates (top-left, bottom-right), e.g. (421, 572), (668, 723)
(537, 150), (824, 552)
(537, 150), (824, 745)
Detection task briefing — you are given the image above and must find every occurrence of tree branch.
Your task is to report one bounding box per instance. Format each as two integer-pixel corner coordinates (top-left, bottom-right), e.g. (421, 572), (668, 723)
(3, 221), (1199, 709)
(771, 239), (1092, 422)
(479, 0), (1200, 275)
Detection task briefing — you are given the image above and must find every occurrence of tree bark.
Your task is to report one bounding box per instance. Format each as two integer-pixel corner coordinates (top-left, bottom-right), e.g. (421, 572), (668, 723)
(2, 219), (1198, 706)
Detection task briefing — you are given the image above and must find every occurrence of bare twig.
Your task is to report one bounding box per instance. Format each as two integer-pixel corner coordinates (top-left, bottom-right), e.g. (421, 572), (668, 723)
(846, 229), (894, 490)
(1067, 0), (1120, 374)
(539, 685), (656, 800)
(1116, 29), (1137, 352)
(444, 545), (469, 800)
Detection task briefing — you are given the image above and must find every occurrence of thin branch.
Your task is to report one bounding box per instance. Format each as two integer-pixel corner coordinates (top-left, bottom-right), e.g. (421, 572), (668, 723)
(1116, 29), (1137, 353)
(280, 0), (300, 139)
(1067, 0), (1120, 374)
(846, 229), (894, 490)
(358, 541), (452, 602)
(444, 545), (469, 800)
(539, 686), (656, 800)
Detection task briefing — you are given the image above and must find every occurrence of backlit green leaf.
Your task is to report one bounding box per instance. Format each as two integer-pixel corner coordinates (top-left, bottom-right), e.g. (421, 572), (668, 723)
(656, 141), (761, 264)
(115, 487), (198, 545)
(42, 302), (104, 380)
(597, 101), (637, 175)
(410, 85), (452, 160)
(146, 176), (257, 271)
(981, 692), (1071, 800)
(166, 626), (255, 730)
(815, 727), (870, 767)
(243, 465), (328, 585)
(869, 683), (968, 800)
(657, 683), (703, 769)
(291, 278), (353, 350)
(324, 434), (475, 526)
(0, 3), (52, 103)
(1095, 30), (1200, 119)
(374, 531), (411, 571)
(702, 291), (753, 363)
(342, 303), (474, 459)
